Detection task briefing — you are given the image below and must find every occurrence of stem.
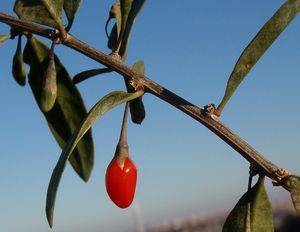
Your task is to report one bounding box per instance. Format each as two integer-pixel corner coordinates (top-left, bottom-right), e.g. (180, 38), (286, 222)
(0, 12), (282, 181)
(0, 13), (52, 39)
(247, 173), (254, 202)
(115, 103), (129, 169)
(116, 103), (129, 157)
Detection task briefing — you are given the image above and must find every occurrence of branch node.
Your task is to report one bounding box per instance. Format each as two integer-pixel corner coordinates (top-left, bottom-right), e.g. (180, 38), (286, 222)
(109, 51), (122, 60)
(204, 104), (220, 122)
(129, 76), (144, 93)
(49, 29), (63, 44)
(272, 167), (289, 186)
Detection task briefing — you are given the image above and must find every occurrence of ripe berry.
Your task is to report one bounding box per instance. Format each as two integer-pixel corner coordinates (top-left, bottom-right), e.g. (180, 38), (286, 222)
(105, 156), (137, 208)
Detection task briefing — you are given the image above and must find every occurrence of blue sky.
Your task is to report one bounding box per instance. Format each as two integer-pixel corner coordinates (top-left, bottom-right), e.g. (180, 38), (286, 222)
(1, 1), (300, 232)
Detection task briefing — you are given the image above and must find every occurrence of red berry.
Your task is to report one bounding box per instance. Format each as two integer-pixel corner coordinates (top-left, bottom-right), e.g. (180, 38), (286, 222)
(105, 156), (137, 208)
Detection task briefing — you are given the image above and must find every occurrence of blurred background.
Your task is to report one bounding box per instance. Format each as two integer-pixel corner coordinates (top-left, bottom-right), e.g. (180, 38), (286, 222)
(1, 1), (300, 231)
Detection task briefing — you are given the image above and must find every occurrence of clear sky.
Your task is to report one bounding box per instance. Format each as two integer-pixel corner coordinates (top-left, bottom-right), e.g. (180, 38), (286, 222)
(1, 1), (300, 232)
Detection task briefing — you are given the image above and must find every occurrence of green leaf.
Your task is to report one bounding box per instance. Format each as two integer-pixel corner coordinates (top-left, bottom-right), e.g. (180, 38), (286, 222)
(281, 175), (300, 214)
(73, 68), (111, 84)
(216, 0), (300, 115)
(0, 34), (11, 44)
(132, 60), (145, 74)
(106, 3), (121, 51)
(41, 44), (57, 112)
(119, 0), (132, 43)
(46, 90), (143, 228)
(12, 35), (26, 86)
(119, 0), (146, 57)
(111, 2), (122, 36)
(14, 0), (63, 28)
(63, 0), (82, 30)
(23, 36), (94, 181)
(40, 0), (64, 28)
(223, 176), (274, 232)
(107, 23), (119, 50)
(127, 60), (146, 124)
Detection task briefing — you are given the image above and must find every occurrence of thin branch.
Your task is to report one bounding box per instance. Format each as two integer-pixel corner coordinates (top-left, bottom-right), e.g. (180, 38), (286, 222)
(0, 12), (282, 181)
(0, 13), (52, 39)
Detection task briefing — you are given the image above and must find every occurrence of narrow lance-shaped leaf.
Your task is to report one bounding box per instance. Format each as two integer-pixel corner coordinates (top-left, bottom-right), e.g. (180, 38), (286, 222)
(63, 0), (82, 30)
(12, 34), (26, 86)
(106, 3), (121, 51)
(281, 175), (300, 215)
(108, 23), (119, 51)
(216, 0), (300, 116)
(119, 0), (147, 57)
(73, 68), (111, 84)
(23, 36), (94, 181)
(0, 34), (11, 44)
(46, 90), (144, 228)
(111, 2), (122, 37)
(40, 42), (57, 112)
(223, 176), (274, 232)
(14, 0), (63, 28)
(118, 0), (132, 51)
(40, 0), (63, 28)
(126, 60), (146, 124)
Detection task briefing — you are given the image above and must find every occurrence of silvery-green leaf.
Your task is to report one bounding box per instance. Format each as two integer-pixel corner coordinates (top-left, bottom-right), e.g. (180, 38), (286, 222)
(223, 176), (274, 231)
(63, 0), (82, 30)
(23, 36), (94, 182)
(119, 0), (146, 57)
(106, 3), (122, 51)
(281, 175), (300, 214)
(14, 0), (63, 28)
(41, 45), (57, 112)
(73, 68), (111, 84)
(216, 0), (300, 115)
(12, 35), (26, 86)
